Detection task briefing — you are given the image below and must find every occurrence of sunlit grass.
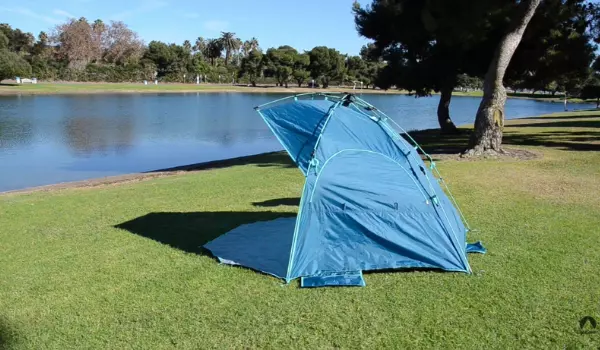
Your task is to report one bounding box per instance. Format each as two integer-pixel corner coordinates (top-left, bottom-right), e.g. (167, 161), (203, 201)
(0, 112), (599, 348)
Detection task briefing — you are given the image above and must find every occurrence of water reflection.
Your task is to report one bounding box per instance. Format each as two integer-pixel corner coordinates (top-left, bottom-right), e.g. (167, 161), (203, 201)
(0, 93), (592, 192)
(0, 118), (33, 150)
(62, 116), (134, 156)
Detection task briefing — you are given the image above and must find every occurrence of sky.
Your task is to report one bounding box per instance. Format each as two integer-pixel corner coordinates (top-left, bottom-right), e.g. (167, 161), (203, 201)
(0, 0), (372, 55)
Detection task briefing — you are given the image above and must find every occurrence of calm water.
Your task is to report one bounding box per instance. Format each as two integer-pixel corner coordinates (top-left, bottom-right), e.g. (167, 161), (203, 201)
(0, 93), (592, 192)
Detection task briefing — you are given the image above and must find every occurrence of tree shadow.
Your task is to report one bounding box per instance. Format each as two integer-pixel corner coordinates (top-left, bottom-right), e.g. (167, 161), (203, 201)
(253, 197), (300, 207)
(503, 131), (600, 151)
(0, 317), (17, 350)
(148, 151), (296, 173)
(518, 114), (600, 120)
(115, 211), (295, 255)
(407, 115), (600, 154)
(405, 129), (471, 155)
(508, 120), (600, 129)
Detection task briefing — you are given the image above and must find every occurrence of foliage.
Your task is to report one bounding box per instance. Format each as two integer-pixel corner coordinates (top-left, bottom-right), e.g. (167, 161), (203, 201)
(308, 46), (345, 88)
(239, 50), (264, 86)
(354, 0), (509, 95)
(292, 69), (310, 87)
(505, 0), (596, 95)
(580, 76), (600, 107)
(0, 31), (8, 49)
(264, 46), (304, 88)
(353, 0), (597, 133)
(220, 32), (240, 66)
(456, 74), (483, 91)
(204, 39), (224, 66)
(346, 54), (380, 88)
(0, 49), (32, 81)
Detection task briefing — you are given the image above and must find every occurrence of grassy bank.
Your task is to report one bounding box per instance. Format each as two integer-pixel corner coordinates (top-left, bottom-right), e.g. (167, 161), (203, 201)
(0, 82), (399, 95)
(453, 90), (591, 104)
(1, 83), (595, 105)
(1, 112), (599, 349)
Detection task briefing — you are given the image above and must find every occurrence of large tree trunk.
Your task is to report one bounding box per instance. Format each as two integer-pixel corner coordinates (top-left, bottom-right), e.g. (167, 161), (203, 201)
(464, 0), (542, 156)
(437, 87), (458, 134)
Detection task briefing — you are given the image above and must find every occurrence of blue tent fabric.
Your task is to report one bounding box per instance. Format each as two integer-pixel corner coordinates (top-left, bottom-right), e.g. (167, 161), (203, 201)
(204, 93), (484, 287)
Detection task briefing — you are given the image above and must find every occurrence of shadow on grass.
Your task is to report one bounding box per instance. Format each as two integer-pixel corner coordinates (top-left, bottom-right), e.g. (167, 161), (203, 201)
(519, 113), (600, 120)
(510, 120), (600, 129)
(253, 197), (300, 207)
(0, 317), (17, 350)
(407, 116), (600, 154)
(148, 151), (295, 173)
(115, 211), (295, 255)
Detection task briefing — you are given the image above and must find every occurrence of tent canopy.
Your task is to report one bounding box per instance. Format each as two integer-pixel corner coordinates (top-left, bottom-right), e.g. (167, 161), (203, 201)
(204, 93), (485, 287)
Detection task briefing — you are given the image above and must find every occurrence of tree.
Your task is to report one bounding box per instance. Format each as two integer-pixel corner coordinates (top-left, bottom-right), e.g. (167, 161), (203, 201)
(308, 46), (345, 88)
(0, 24), (35, 54)
(505, 0), (596, 96)
(183, 40), (192, 52)
(0, 31), (8, 50)
(293, 69), (310, 87)
(354, 0), (509, 133)
(220, 32), (240, 65)
(293, 53), (310, 87)
(53, 17), (102, 69)
(242, 37), (259, 56)
(239, 49), (263, 86)
(0, 49), (32, 81)
(580, 76), (600, 108)
(194, 37), (206, 54)
(465, 0), (542, 156)
(204, 39), (224, 66)
(103, 21), (144, 65)
(265, 46), (300, 87)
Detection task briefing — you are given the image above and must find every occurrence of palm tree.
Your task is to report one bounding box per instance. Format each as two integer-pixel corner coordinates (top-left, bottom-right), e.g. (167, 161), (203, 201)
(248, 37), (259, 51)
(204, 38), (223, 66)
(242, 37), (260, 58)
(194, 37), (206, 54)
(183, 40), (192, 53)
(220, 31), (240, 66)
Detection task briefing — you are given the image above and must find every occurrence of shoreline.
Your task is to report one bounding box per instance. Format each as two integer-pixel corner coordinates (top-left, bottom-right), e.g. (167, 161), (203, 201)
(0, 83), (592, 104)
(0, 83), (403, 96)
(1, 107), (596, 196)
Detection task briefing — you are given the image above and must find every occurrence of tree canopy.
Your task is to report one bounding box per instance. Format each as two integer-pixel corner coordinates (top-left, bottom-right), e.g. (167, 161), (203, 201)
(0, 49), (32, 81)
(354, 0), (597, 133)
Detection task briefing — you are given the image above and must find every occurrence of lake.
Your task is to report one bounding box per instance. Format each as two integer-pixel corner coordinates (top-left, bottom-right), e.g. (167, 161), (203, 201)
(0, 93), (592, 192)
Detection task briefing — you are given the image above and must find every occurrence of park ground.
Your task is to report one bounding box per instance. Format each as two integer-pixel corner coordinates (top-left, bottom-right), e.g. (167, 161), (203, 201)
(0, 82), (590, 103)
(0, 111), (599, 348)
(0, 82), (396, 95)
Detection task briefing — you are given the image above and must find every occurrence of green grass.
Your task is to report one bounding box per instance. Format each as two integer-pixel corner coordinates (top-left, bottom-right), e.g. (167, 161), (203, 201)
(0, 83), (400, 95)
(453, 90), (592, 104)
(1, 112), (600, 349)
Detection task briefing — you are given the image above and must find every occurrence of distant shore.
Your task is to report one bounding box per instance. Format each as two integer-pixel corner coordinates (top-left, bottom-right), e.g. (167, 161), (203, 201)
(0, 82), (592, 104)
(0, 82), (403, 96)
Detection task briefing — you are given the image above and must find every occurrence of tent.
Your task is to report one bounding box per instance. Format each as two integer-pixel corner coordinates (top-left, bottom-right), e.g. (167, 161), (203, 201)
(204, 93), (485, 287)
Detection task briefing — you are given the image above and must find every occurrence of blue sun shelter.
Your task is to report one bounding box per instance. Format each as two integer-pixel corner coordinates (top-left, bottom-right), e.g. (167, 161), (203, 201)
(204, 93), (485, 287)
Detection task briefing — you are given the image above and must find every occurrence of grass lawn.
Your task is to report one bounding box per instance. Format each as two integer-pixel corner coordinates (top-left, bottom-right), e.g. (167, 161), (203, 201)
(1, 112), (599, 349)
(0, 82), (399, 95)
(453, 90), (592, 104)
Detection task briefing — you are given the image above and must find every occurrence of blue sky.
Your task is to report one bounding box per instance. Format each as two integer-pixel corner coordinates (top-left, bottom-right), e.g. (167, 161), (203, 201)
(0, 0), (372, 55)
